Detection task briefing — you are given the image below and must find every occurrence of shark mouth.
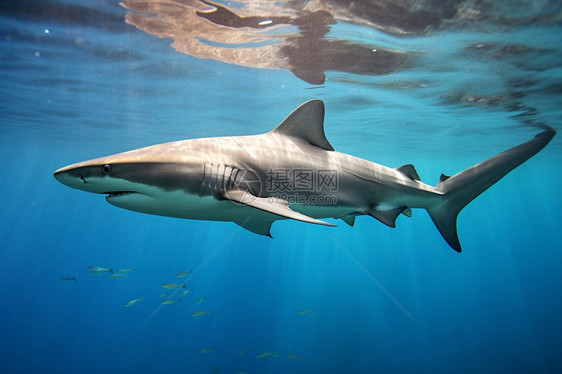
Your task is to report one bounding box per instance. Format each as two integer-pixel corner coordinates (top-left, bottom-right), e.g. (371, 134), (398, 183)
(105, 191), (136, 199)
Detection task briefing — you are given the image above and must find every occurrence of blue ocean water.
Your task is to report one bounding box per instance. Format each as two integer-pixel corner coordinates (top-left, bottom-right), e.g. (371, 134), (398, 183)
(1, 1), (562, 373)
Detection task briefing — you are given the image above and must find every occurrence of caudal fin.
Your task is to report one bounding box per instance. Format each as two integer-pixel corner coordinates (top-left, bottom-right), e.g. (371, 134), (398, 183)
(427, 127), (556, 252)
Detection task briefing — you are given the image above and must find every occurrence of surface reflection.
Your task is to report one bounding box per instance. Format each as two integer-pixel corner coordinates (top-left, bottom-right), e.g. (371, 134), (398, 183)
(120, 0), (417, 84)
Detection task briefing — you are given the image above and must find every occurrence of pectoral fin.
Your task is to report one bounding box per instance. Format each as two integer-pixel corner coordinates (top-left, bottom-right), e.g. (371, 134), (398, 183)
(224, 190), (336, 227)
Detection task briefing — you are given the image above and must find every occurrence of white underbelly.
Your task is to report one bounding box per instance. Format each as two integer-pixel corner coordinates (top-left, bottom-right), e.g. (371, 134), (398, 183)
(107, 190), (356, 223)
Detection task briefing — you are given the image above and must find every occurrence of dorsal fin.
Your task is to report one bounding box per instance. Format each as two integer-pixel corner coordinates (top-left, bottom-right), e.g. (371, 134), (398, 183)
(271, 100), (334, 151)
(436, 173), (451, 190)
(396, 164), (420, 181)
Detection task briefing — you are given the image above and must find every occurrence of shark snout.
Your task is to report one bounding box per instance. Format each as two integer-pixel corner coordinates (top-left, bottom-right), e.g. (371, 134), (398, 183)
(53, 161), (117, 194)
(54, 167), (100, 193)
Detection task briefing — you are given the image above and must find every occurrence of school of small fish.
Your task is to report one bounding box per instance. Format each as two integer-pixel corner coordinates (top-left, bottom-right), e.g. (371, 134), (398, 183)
(61, 265), (312, 371)
(199, 347), (309, 374)
(67, 266), (211, 315)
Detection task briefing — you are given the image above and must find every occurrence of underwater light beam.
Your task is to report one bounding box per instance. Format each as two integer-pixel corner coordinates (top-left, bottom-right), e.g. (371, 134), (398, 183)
(149, 55), (252, 156)
(144, 226), (242, 322)
(322, 228), (415, 321)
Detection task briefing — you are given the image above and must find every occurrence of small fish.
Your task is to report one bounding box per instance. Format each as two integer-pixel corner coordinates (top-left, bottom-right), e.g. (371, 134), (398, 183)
(125, 298), (143, 307)
(115, 268), (135, 274)
(286, 353), (307, 360)
(297, 308), (317, 315)
(195, 297), (207, 304)
(199, 348), (217, 354)
(157, 292), (168, 298)
(257, 352), (279, 358)
(180, 288), (193, 296)
(175, 270), (192, 277)
(161, 283), (186, 289)
(237, 348), (252, 356)
(107, 274), (125, 279)
(192, 310), (212, 317)
(59, 276), (75, 281)
(161, 299), (182, 305)
(88, 266), (113, 274)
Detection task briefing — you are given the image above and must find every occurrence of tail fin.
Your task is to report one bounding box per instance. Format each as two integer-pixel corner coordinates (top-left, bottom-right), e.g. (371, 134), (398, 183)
(427, 127), (556, 252)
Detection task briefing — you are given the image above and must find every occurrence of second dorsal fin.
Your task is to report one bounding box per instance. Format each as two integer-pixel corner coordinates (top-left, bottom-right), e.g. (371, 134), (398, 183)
(271, 100), (334, 151)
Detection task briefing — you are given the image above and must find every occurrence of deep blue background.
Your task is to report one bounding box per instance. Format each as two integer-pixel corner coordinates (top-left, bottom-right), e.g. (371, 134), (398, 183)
(1, 1), (561, 373)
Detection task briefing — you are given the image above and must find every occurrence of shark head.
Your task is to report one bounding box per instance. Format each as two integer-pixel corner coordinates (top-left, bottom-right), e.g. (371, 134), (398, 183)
(53, 142), (206, 214)
(53, 100), (338, 229)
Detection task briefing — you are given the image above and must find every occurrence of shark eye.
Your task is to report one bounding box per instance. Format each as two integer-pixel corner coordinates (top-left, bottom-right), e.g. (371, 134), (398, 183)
(102, 164), (111, 175)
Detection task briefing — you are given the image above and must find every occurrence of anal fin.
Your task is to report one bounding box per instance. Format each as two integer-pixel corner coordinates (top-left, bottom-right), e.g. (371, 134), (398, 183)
(401, 208), (413, 217)
(368, 207), (406, 228)
(340, 214), (356, 227)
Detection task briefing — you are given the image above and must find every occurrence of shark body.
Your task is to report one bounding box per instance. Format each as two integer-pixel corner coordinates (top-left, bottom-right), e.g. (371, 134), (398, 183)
(54, 100), (555, 252)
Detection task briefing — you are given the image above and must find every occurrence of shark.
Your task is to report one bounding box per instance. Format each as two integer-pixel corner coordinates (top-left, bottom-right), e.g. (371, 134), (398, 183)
(54, 100), (555, 252)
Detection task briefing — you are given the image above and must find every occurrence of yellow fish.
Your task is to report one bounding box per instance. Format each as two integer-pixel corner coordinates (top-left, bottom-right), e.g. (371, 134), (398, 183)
(192, 310), (212, 317)
(125, 298), (143, 307)
(115, 268), (135, 274)
(297, 308), (317, 314)
(88, 266), (112, 274)
(286, 353), (307, 360)
(238, 348), (252, 356)
(199, 348), (217, 354)
(161, 299), (182, 305)
(161, 283), (186, 289)
(257, 352), (279, 358)
(176, 271), (192, 277)
(195, 297), (207, 304)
